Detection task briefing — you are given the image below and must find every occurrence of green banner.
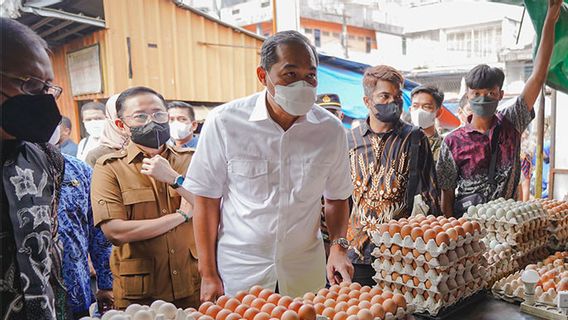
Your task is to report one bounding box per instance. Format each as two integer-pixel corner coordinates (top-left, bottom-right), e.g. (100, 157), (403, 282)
(524, 0), (568, 93)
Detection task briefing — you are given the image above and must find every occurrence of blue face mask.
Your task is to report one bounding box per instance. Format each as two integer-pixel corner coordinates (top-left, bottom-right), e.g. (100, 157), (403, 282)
(469, 96), (499, 117)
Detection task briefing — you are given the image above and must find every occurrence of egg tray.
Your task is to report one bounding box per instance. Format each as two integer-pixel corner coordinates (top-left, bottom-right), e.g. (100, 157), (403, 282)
(548, 218), (568, 230)
(467, 215), (547, 234)
(514, 246), (551, 269)
(373, 269), (479, 293)
(370, 229), (485, 258)
(371, 246), (484, 271)
(485, 230), (548, 249)
(484, 247), (514, 265)
(480, 221), (547, 241)
(372, 254), (486, 281)
(410, 290), (487, 319)
(373, 269), (484, 296)
(316, 305), (416, 320)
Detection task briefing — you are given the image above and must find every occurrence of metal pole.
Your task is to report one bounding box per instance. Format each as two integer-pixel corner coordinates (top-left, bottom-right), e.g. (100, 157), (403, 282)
(549, 89), (557, 198)
(535, 86), (546, 198)
(342, 7), (348, 59)
(272, 0), (277, 33)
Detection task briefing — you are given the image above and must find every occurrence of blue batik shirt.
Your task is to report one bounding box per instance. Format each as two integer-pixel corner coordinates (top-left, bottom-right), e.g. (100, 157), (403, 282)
(58, 154), (112, 314)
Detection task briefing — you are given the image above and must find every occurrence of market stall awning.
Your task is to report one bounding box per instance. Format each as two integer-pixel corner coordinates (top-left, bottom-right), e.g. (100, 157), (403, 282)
(317, 54), (461, 129)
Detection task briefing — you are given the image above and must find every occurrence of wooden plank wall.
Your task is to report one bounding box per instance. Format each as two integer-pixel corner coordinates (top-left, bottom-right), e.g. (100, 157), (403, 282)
(51, 0), (264, 141)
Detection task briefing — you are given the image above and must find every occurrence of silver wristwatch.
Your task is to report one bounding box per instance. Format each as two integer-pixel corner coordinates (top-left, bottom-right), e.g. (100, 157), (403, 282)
(330, 237), (349, 249)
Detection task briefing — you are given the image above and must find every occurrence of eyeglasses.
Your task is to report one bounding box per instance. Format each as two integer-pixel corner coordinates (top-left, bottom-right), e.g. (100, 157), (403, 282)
(124, 111), (169, 125)
(0, 71), (63, 99)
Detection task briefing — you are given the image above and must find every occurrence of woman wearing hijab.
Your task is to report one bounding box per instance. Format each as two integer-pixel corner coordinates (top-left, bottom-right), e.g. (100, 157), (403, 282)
(85, 94), (129, 167)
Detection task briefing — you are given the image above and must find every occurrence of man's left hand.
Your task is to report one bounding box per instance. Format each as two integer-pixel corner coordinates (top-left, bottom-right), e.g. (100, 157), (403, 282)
(141, 155), (178, 184)
(326, 246), (354, 285)
(95, 289), (114, 306)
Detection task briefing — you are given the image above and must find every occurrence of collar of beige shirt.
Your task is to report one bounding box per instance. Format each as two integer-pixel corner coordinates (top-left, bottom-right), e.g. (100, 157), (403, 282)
(125, 141), (181, 164)
(248, 89), (322, 125)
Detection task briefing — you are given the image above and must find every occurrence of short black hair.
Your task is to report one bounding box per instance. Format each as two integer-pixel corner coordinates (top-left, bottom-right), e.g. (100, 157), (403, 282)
(260, 30), (319, 71)
(60, 116), (72, 130)
(465, 64), (505, 90)
(0, 18), (49, 68)
(410, 85), (444, 109)
(167, 101), (195, 121)
(116, 86), (166, 117)
(81, 101), (105, 115)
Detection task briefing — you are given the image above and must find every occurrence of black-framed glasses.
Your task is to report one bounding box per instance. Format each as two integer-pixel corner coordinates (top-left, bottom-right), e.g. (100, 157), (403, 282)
(124, 111), (169, 125)
(0, 71), (63, 99)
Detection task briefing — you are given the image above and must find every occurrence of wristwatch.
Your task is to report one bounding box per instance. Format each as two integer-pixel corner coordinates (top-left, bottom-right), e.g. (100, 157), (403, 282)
(170, 175), (185, 189)
(330, 237), (350, 249)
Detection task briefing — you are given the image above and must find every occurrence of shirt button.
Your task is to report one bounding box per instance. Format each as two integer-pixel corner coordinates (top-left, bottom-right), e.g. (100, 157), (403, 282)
(170, 249), (175, 254)
(172, 270), (178, 275)
(98, 200), (105, 205)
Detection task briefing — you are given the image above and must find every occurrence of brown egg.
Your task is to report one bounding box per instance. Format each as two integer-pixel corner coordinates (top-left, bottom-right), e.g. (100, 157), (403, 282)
(346, 306), (360, 316)
(250, 286), (264, 297)
(433, 226), (444, 234)
(207, 305), (223, 318)
(200, 316), (215, 320)
(448, 217), (456, 222)
(413, 277), (420, 286)
(298, 304), (316, 320)
(379, 244), (388, 253)
(369, 287), (382, 296)
(424, 229), (436, 242)
(412, 249), (421, 258)
(251, 298), (267, 310)
(259, 289), (274, 300)
(322, 307), (336, 319)
(370, 295), (384, 305)
(420, 220), (431, 227)
(381, 292), (394, 300)
(199, 302), (214, 314)
(391, 244), (401, 254)
(313, 295), (326, 305)
(462, 222), (473, 235)
(442, 223), (453, 230)
(243, 294), (257, 306)
(313, 303), (325, 315)
(348, 290), (361, 300)
(323, 299), (336, 309)
(402, 247), (412, 256)
(303, 292), (316, 301)
(278, 296), (293, 308)
(253, 312), (271, 320)
(436, 232), (450, 245)
(225, 298), (241, 312)
(454, 226), (466, 237)
(369, 304), (385, 319)
(347, 298), (359, 307)
(337, 294), (349, 302)
(446, 228), (458, 241)
(335, 301), (348, 312)
(329, 285), (340, 293)
(425, 280), (432, 289)
(281, 311), (300, 320)
(438, 218), (449, 225)
(450, 220), (461, 227)
(358, 300), (371, 310)
(379, 224), (390, 235)
(289, 302), (303, 313)
(271, 306), (288, 319)
(326, 291), (339, 300)
(389, 223), (401, 237)
(359, 292), (371, 302)
(558, 279), (568, 291)
(402, 275), (411, 284)
(411, 227), (424, 241)
(244, 308), (261, 320)
(225, 313), (241, 320)
(235, 291), (248, 302)
(360, 286), (371, 293)
(346, 315), (358, 320)
(382, 299), (397, 315)
(333, 311), (348, 320)
(235, 305), (250, 316)
(216, 309), (233, 320)
(318, 288), (330, 297)
(357, 309), (373, 320)
(339, 287), (351, 295)
(425, 252), (433, 261)
(471, 221), (481, 232)
(392, 294), (407, 309)
(349, 282), (362, 291)
(261, 303), (277, 315)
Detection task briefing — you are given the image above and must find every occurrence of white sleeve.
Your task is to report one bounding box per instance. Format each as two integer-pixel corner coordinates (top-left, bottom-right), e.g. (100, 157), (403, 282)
(323, 129), (353, 200)
(183, 109), (227, 198)
(76, 138), (87, 161)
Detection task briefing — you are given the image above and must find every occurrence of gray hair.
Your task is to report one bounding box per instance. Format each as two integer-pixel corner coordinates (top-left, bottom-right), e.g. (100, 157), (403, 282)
(1, 18), (49, 68)
(260, 30), (319, 71)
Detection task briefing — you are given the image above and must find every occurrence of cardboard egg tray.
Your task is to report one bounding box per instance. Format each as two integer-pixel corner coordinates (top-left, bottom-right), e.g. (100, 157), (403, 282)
(484, 227), (548, 247)
(316, 305), (417, 320)
(468, 213), (547, 231)
(372, 256), (480, 283)
(370, 229), (485, 258)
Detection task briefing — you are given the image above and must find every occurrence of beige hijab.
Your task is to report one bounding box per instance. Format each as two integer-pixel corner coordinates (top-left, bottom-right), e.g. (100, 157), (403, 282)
(98, 94), (129, 149)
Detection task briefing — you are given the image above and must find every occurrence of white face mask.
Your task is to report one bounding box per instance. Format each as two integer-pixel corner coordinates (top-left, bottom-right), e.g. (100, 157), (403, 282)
(169, 121), (193, 140)
(48, 125), (61, 145)
(84, 119), (105, 138)
(267, 75), (317, 116)
(410, 108), (437, 129)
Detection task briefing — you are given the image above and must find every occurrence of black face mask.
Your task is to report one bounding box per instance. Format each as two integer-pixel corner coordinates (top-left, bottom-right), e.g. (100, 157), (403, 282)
(130, 121), (170, 149)
(1, 93), (62, 142)
(371, 101), (402, 124)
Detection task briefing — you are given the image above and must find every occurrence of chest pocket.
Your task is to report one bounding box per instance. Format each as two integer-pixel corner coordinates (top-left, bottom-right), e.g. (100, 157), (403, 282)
(298, 161), (331, 201)
(122, 188), (157, 219)
(228, 159), (269, 202)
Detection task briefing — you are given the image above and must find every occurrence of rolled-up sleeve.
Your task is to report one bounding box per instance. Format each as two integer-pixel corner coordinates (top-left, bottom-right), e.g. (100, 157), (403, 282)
(91, 163), (127, 226)
(324, 129), (353, 200)
(184, 108), (227, 198)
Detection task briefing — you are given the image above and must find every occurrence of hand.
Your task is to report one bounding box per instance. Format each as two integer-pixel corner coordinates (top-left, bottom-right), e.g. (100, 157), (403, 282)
(96, 289), (114, 306)
(141, 155), (178, 184)
(547, 0), (562, 23)
(200, 275), (225, 303)
(326, 246), (354, 285)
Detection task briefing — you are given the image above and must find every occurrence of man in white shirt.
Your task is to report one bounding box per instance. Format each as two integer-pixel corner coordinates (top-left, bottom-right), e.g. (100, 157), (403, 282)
(185, 31), (353, 300)
(77, 101), (106, 160)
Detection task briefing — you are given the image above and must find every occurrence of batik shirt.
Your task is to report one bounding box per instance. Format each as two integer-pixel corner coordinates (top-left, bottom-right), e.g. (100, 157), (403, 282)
(58, 154), (112, 314)
(347, 119), (440, 264)
(1, 141), (67, 319)
(436, 96), (535, 201)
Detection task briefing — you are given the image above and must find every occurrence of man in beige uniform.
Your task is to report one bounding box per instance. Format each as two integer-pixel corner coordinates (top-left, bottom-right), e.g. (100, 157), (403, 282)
(91, 86), (199, 309)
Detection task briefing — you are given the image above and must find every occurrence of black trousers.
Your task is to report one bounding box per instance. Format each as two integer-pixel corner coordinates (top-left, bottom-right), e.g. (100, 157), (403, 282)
(352, 264), (376, 287)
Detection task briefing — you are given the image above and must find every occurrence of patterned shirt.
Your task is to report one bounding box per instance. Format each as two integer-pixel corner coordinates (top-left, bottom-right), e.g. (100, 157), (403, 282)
(436, 96), (535, 202)
(347, 119), (440, 264)
(428, 131), (443, 163)
(58, 155), (112, 315)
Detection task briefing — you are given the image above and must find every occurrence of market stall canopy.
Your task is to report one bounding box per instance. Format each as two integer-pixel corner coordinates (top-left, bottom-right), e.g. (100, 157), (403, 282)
(317, 54), (461, 129)
(524, 0), (568, 93)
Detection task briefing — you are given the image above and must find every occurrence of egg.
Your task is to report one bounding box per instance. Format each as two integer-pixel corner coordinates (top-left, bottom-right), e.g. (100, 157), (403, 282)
(392, 294), (407, 309)
(411, 227), (424, 241)
(391, 244), (401, 254)
(356, 309), (373, 320)
(323, 299), (336, 309)
(389, 223), (401, 237)
(400, 225), (413, 238)
(235, 305), (250, 316)
(298, 304), (316, 320)
(338, 287), (350, 295)
(251, 298), (267, 310)
(281, 311), (300, 320)
(454, 226), (466, 238)
(329, 285), (340, 293)
(462, 222), (474, 235)
(425, 252), (433, 261)
(412, 249), (421, 258)
(379, 244), (388, 253)
(333, 311), (348, 320)
(216, 309), (233, 320)
(369, 305), (385, 319)
(253, 312), (271, 320)
(346, 306), (360, 316)
(446, 228), (458, 241)
(250, 286), (264, 297)
(360, 286), (371, 293)
(433, 226), (444, 234)
(334, 302), (348, 312)
(207, 305), (223, 318)
(402, 248), (412, 256)
(259, 289), (273, 300)
(435, 232), (450, 245)
(370, 295), (384, 305)
(358, 301), (371, 310)
(260, 303), (277, 315)
(278, 296), (293, 308)
(225, 298), (241, 311)
(243, 294), (257, 306)
(199, 302), (214, 314)
(244, 308), (261, 320)
(201, 316), (215, 320)
(382, 299), (397, 315)
(424, 229), (436, 242)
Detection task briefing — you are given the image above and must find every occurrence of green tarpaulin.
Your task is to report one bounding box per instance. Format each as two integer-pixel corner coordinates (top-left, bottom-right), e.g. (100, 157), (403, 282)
(524, 0), (568, 93)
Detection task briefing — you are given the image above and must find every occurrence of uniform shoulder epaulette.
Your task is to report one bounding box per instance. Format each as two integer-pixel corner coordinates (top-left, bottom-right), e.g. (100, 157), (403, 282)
(171, 145), (195, 153)
(96, 149), (127, 165)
